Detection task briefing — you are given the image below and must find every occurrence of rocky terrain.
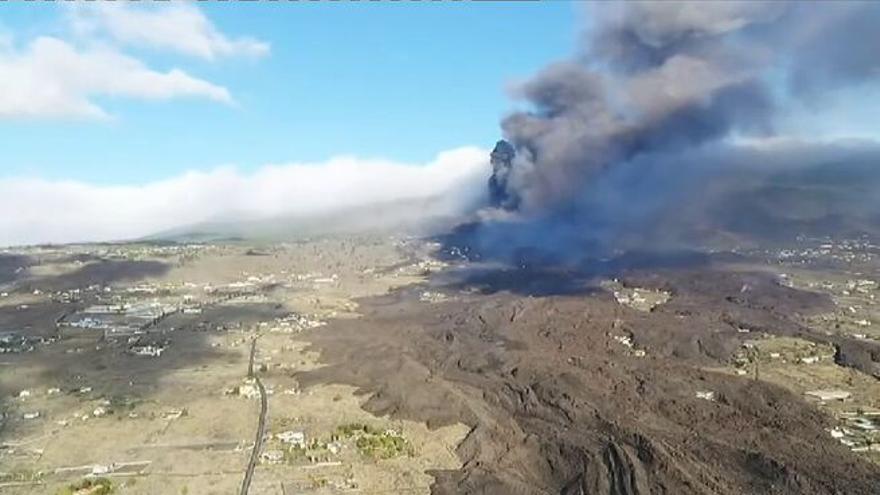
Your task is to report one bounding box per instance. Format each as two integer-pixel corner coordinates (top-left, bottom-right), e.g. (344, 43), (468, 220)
(1, 234), (880, 494)
(300, 261), (880, 494)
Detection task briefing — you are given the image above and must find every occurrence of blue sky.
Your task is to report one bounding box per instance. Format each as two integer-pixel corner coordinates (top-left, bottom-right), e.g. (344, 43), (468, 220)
(0, 2), (576, 184)
(1, 2), (878, 247)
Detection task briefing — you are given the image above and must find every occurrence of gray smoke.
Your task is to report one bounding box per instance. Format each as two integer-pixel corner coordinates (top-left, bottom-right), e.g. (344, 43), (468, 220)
(469, 2), (880, 263)
(496, 2), (880, 215)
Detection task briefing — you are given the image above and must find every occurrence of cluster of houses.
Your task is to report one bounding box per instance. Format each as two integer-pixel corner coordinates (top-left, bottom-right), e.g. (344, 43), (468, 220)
(601, 279), (671, 312)
(807, 391), (880, 453)
(0, 331), (49, 354)
(764, 236), (880, 266)
(267, 313), (326, 334)
(59, 302), (175, 339)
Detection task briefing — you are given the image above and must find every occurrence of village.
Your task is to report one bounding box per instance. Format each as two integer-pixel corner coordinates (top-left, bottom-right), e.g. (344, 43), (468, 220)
(718, 236), (880, 464)
(1, 234), (880, 493)
(0, 237), (466, 494)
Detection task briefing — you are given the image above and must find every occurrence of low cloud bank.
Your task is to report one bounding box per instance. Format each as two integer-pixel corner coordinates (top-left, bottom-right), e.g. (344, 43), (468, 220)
(1, 147), (489, 247)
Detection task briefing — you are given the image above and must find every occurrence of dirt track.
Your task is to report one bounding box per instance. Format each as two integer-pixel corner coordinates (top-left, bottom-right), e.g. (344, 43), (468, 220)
(298, 268), (880, 495)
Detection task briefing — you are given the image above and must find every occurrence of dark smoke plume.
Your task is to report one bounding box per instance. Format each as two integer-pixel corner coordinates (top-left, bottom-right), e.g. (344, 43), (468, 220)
(475, 2), (880, 262)
(488, 140), (518, 209)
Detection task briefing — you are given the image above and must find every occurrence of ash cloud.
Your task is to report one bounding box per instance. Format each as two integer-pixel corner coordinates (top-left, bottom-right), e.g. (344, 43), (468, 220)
(475, 2), (880, 262)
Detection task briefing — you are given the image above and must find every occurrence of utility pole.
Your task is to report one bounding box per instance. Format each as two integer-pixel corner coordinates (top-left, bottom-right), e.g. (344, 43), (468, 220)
(751, 348), (760, 382)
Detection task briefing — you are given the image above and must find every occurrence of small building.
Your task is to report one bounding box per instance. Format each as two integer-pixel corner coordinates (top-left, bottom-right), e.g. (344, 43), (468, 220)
(129, 344), (165, 357)
(806, 389), (852, 401)
(277, 430), (306, 448)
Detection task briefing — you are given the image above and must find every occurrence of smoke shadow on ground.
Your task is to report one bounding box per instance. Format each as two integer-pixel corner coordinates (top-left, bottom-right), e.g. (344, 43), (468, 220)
(433, 266), (603, 296)
(0, 303), (286, 445)
(431, 235), (716, 296)
(25, 260), (172, 292)
(0, 254), (34, 285)
(0, 256), (289, 448)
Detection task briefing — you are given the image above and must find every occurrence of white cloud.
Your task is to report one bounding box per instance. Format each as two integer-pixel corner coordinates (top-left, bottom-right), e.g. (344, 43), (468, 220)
(0, 36), (232, 119)
(0, 3), (266, 120)
(71, 3), (270, 60)
(0, 147), (490, 247)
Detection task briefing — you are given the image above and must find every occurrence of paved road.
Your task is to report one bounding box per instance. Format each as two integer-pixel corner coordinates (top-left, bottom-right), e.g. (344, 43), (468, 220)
(239, 336), (268, 495)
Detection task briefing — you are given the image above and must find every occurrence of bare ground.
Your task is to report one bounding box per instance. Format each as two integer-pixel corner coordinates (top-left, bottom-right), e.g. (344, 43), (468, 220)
(298, 268), (880, 495)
